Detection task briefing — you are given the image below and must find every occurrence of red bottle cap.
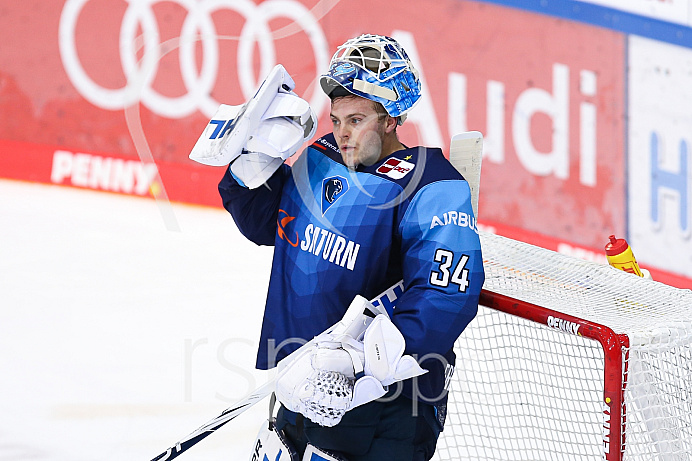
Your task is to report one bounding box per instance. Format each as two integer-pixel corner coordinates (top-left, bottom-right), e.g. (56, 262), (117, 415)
(605, 234), (628, 256)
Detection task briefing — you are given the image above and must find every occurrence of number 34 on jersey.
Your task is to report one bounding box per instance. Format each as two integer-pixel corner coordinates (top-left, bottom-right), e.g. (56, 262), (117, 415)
(430, 249), (471, 292)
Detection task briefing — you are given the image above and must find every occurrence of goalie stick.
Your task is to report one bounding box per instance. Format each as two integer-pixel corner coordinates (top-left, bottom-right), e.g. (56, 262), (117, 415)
(151, 380), (274, 461)
(149, 281), (404, 461)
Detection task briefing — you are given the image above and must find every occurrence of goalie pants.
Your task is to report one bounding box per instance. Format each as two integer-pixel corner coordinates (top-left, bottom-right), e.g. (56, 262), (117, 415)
(275, 392), (441, 461)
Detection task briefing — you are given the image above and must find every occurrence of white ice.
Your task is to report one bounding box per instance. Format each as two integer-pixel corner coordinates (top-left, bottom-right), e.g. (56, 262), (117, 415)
(0, 179), (274, 460)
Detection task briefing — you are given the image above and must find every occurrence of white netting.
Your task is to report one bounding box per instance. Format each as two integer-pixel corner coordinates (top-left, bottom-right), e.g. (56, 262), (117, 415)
(436, 231), (692, 461)
(302, 370), (353, 427)
(437, 306), (605, 460)
(480, 232), (692, 335)
(624, 339), (692, 459)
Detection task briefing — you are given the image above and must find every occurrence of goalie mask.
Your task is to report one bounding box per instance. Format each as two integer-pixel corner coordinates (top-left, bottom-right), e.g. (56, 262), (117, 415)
(319, 34), (421, 124)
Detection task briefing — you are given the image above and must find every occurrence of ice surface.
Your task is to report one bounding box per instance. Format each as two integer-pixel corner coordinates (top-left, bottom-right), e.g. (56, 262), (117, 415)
(0, 179), (273, 460)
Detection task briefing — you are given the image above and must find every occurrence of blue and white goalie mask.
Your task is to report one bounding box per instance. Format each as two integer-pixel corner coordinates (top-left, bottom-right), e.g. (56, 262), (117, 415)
(319, 34), (421, 124)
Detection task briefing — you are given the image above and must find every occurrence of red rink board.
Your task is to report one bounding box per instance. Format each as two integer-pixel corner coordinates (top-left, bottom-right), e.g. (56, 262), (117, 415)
(1, 0), (687, 287)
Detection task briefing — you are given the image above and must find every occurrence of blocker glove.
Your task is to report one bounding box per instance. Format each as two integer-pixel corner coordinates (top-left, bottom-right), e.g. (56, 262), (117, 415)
(189, 64), (317, 188)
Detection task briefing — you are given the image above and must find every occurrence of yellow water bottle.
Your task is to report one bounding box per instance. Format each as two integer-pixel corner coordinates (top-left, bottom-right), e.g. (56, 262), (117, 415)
(604, 235), (643, 277)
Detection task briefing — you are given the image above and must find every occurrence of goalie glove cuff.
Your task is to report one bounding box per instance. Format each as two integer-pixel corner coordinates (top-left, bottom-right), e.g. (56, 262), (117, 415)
(348, 314), (428, 409)
(363, 314), (427, 386)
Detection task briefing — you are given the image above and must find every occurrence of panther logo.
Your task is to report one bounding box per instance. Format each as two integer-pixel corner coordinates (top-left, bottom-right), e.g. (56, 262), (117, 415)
(321, 176), (349, 214)
(324, 178), (343, 204)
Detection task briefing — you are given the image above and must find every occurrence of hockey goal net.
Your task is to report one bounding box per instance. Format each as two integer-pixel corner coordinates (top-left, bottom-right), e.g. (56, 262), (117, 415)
(435, 231), (692, 461)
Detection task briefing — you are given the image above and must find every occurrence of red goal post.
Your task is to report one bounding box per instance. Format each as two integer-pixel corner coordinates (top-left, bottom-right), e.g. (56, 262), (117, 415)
(436, 231), (692, 461)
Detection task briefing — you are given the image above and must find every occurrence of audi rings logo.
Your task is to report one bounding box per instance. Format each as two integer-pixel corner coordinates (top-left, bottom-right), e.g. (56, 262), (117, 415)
(58, 0), (329, 119)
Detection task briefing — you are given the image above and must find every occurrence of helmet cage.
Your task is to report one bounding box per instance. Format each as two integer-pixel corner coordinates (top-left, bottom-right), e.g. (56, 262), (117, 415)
(320, 34), (421, 121)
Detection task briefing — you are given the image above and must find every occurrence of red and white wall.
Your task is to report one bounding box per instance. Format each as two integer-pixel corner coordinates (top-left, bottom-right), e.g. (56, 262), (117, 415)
(1, 0), (690, 287)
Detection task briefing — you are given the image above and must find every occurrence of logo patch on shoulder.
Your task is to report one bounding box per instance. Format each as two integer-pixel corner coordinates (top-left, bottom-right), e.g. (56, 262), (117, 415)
(322, 176), (349, 214)
(376, 157), (415, 179)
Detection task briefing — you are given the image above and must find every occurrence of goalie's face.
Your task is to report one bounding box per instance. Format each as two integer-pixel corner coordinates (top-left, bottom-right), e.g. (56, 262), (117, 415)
(329, 96), (396, 169)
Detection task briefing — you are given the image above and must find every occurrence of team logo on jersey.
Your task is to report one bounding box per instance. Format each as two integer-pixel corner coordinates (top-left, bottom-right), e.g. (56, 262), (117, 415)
(376, 157), (415, 179)
(322, 176), (349, 214)
(277, 209), (299, 247)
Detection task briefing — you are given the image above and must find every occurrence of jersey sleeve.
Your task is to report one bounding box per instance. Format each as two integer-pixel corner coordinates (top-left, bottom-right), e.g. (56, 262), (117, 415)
(218, 163), (290, 246)
(392, 179), (485, 357)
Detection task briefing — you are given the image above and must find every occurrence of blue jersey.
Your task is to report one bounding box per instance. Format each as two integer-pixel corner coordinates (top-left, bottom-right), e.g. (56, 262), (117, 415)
(219, 134), (484, 407)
